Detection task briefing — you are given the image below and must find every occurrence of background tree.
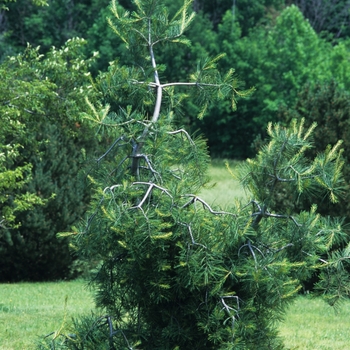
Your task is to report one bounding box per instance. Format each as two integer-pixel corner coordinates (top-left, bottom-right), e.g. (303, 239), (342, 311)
(290, 0), (350, 39)
(0, 38), (104, 281)
(0, 128), (45, 243)
(4, 0), (350, 159)
(39, 1), (350, 349)
(197, 5), (350, 158)
(0, 0), (109, 60)
(3, 0), (350, 160)
(0, 0), (49, 58)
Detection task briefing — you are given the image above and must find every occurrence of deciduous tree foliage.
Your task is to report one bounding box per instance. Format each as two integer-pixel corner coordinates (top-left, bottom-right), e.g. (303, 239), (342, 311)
(0, 0), (110, 60)
(39, 1), (350, 349)
(0, 38), (103, 281)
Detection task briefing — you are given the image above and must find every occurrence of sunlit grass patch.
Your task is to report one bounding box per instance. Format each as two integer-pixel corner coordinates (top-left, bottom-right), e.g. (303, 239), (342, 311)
(0, 280), (95, 350)
(2, 281), (349, 350)
(200, 159), (248, 206)
(279, 296), (350, 350)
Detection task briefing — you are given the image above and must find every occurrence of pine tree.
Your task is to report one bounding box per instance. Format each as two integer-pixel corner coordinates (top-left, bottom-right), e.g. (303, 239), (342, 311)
(42, 1), (350, 349)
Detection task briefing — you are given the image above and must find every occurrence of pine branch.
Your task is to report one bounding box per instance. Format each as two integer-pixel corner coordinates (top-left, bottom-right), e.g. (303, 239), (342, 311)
(179, 222), (207, 249)
(96, 136), (125, 164)
(129, 181), (174, 210)
(220, 295), (240, 338)
(181, 194), (236, 216)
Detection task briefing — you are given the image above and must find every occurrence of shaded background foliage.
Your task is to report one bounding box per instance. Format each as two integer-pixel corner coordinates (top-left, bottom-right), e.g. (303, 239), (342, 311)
(0, 39), (104, 281)
(288, 0), (350, 39)
(2, 1), (350, 158)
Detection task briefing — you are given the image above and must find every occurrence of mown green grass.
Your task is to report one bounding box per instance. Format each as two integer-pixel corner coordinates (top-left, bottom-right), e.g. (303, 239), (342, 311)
(279, 296), (350, 350)
(1, 161), (350, 349)
(1, 280), (349, 349)
(0, 280), (95, 350)
(199, 159), (249, 206)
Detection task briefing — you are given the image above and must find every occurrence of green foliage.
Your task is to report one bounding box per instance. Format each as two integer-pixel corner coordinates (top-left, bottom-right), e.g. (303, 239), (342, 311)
(178, 0), (285, 35)
(3, 0), (350, 159)
(238, 119), (344, 211)
(0, 0), (110, 60)
(292, 0), (350, 40)
(0, 146), (44, 232)
(0, 0), (47, 11)
(0, 38), (103, 281)
(266, 81), (350, 291)
(38, 1), (350, 349)
(196, 5), (350, 158)
(279, 80), (350, 219)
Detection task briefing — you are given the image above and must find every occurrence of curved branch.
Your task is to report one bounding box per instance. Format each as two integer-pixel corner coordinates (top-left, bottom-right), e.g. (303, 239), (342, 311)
(129, 182), (173, 210)
(181, 194), (236, 216)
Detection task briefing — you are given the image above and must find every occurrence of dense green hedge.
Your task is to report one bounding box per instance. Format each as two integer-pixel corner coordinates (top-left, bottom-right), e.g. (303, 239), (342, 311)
(0, 40), (103, 281)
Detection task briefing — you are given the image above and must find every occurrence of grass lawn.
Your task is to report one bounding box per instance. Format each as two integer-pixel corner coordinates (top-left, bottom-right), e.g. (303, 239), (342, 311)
(279, 296), (350, 349)
(1, 160), (349, 349)
(1, 280), (350, 349)
(0, 280), (95, 350)
(199, 159), (249, 206)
